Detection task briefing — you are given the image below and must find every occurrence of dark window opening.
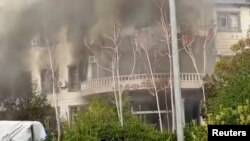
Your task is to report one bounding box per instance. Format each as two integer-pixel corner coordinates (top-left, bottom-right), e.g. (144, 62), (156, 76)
(69, 105), (84, 121)
(41, 69), (58, 94)
(41, 69), (52, 94)
(68, 66), (81, 91)
(80, 61), (88, 82)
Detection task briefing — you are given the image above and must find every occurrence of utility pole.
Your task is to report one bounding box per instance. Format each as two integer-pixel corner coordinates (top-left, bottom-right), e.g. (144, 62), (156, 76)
(169, 0), (184, 141)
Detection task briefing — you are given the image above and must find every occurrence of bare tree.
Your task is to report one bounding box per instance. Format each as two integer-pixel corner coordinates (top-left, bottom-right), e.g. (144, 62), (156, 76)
(181, 29), (206, 102)
(134, 29), (164, 132)
(201, 25), (217, 74)
(84, 22), (137, 127)
(103, 23), (138, 126)
(43, 26), (61, 141)
(157, 0), (176, 132)
(180, 23), (215, 102)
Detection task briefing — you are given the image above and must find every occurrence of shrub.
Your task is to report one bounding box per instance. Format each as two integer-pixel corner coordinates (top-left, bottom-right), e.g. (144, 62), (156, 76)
(63, 97), (175, 141)
(184, 121), (207, 141)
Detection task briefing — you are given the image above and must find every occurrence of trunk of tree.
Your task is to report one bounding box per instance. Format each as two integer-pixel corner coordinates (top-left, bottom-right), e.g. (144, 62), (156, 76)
(144, 50), (163, 132)
(112, 60), (121, 120)
(185, 48), (206, 101)
(164, 88), (170, 131)
(47, 43), (61, 141)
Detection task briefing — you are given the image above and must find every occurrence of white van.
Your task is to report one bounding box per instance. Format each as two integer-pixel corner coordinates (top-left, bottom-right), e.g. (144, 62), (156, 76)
(0, 121), (46, 141)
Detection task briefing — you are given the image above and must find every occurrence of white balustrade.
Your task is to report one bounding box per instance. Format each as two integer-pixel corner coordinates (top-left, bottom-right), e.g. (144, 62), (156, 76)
(81, 73), (204, 90)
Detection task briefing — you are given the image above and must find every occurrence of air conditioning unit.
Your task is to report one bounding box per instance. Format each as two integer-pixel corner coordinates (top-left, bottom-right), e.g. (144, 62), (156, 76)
(212, 49), (218, 56)
(88, 56), (96, 63)
(31, 39), (38, 46)
(58, 80), (67, 88)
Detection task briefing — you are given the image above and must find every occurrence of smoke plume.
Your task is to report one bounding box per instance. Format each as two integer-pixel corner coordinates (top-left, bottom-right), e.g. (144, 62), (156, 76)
(0, 0), (212, 98)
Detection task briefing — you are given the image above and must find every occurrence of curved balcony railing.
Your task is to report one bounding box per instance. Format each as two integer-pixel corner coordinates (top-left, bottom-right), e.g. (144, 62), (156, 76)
(81, 73), (204, 95)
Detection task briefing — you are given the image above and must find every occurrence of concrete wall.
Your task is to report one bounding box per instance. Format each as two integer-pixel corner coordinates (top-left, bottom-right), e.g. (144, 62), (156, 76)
(214, 5), (250, 55)
(47, 92), (86, 120)
(29, 21), (212, 120)
(30, 27), (87, 119)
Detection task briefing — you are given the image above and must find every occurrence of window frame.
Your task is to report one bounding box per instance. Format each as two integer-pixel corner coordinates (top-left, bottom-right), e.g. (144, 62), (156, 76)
(68, 65), (81, 92)
(217, 11), (241, 32)
(40, 69), (53, 94)
(69, 105), (84, 121)
(40, 69), (59, 95)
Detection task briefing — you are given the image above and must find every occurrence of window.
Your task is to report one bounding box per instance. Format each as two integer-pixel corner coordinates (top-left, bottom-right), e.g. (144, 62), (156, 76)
(69, 105), (84, 121)
(41, 69), (53, 94)
(217, 12), (241, 32)
(41, 69), (58, 94)
(68, 66), (81, 91)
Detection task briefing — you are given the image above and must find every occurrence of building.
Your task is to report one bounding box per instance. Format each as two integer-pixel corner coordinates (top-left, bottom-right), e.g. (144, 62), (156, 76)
(213, 0), (250, 56)
(2, 0), (250, 131)
(0, 0), (33, 99)
(29, 4), (209, 130)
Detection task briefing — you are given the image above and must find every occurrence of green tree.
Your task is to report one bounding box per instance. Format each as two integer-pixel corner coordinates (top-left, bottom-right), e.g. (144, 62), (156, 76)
(0, 94), (55, 128)
(205, 30), (250, 123)
(208, 101), (250, 125)
(184, 121), (207, 141)
(63, 97), (175, 141)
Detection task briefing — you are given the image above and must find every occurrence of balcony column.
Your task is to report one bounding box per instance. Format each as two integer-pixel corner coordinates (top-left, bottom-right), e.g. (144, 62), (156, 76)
(87, 62), (92, 81)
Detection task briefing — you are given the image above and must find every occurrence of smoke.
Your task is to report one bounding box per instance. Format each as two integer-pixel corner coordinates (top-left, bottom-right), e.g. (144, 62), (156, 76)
(176, 0), (214, 28)
(0, 0), (159, 97)
(0, 0), (213, 98)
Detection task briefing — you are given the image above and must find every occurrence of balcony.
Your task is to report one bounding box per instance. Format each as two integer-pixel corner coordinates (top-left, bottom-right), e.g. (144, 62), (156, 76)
(81, 73), (204, 96)
(214, 0), (250, 5)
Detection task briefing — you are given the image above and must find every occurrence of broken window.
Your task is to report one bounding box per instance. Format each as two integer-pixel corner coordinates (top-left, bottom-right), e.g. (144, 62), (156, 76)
(217, 12), (241, 32)
(68, 65), (81, 91)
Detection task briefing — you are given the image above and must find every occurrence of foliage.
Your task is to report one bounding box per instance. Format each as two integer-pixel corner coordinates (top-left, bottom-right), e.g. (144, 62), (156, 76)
(205, 42), (250, 114)
(0, 94), (55, 123)
(184, 121), (207, 141)
(204, 29), (250, 124)
(0, 95), (56, 141)
(63, 97), (175, 141)
(208, 101), (250, 125)
(203, 74), (221, 100)
(0, 94), (57, 140)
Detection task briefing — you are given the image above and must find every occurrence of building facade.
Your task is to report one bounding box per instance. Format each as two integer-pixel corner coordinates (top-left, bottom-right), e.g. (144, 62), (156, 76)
(2, 0), (250, 130)
(214, 0), (250, 56)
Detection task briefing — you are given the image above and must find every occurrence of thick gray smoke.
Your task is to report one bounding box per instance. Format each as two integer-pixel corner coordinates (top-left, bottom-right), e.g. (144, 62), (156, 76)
(0, 0), (159, 98)
(0, 0), (212, 98)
